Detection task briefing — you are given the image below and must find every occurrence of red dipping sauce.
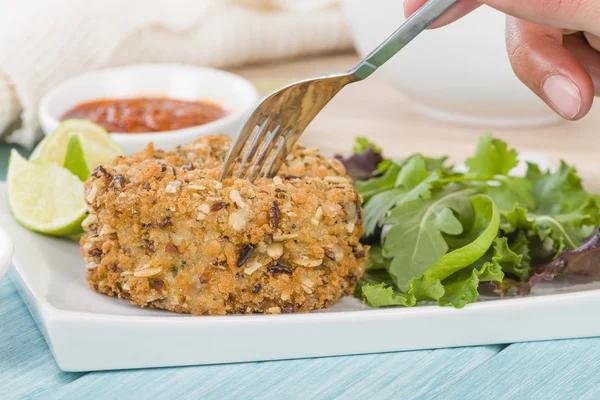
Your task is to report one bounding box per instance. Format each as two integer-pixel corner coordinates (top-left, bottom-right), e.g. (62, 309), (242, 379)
(61, 97), (227, 133)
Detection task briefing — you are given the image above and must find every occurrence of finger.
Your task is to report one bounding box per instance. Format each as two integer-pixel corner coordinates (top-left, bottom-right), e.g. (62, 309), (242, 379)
(482, 0), (600, 34)
(404, 0), (481, 28)
(563, 34), (600, 95)
(506, 16), (594, 120)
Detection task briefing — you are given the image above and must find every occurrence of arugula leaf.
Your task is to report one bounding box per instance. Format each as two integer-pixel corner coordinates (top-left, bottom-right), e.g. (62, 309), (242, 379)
(362, 158), (440, 236)
(355, 164), (400, 201)
(383, 186), (474, 291)
(425, 156), (450, 174)
(395, 155), (430, 187)
(486, 177), (535, 211)
(465, 133), (519, 178)
(528, 162), (588, 215)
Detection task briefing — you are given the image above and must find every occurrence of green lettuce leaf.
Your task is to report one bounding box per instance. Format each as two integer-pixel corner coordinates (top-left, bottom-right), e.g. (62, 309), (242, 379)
(353, 137), (382, 154)
(361, 283), (414, 307)
(465, 133), (519, 178)
(354, 133), (600, 309)
(420, 194), (500, 283)
(438, 238), (517, 308)
(505, 230), (531, 280)
(383, 186), (475, 291)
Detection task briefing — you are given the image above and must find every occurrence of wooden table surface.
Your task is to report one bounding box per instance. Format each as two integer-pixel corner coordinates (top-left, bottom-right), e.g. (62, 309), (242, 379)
(2, 52), (600, 399)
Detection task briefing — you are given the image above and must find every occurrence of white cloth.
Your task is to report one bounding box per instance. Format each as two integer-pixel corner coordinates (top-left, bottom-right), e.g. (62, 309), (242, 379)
(0, 0), (351, 148)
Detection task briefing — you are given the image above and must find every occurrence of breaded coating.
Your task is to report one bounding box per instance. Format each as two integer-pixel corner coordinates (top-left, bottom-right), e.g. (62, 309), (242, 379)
(81, 135), (367, 315)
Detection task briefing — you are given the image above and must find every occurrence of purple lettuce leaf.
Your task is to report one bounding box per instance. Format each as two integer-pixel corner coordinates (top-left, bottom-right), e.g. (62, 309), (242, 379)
(529, 227), (600, 288)
(335, 147), (383, 181)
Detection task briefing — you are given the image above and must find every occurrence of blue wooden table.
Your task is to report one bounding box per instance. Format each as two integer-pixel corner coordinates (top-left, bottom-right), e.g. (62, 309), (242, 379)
(1, 143), (600, 399)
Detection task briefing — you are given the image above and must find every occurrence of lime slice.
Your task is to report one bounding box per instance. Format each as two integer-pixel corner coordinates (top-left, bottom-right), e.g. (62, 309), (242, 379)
(30, 119), (125, 166)
(64, 133), (123, 181)
(7, 150), (87, 236)
(28, 136), (47, 160)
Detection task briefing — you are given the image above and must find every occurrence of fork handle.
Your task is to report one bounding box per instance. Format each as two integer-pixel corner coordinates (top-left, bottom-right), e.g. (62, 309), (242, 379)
(350, 0), (460, 80)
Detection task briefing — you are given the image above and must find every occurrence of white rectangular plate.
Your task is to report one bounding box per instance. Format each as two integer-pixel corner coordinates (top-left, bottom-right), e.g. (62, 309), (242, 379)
(4, 153), (600, 372)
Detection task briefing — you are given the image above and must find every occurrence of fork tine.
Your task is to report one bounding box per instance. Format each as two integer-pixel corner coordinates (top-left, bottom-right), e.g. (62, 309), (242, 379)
(236, 118), (271, 179)
(264, 128), (297, 178)
(219, 111), (264, 180)
(247, 124), (281, 182)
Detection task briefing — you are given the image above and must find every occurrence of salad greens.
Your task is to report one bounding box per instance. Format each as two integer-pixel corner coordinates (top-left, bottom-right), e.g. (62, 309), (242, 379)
(340, 134), (600, 308)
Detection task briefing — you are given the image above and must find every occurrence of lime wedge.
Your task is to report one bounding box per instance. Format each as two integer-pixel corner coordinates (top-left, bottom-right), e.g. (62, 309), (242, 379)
(64, 133), (123, 181)
(63, 134), (89, 180)
(30, 119), (125, 167)
(28, 136), (47, 160)
(7, 150), (87, 236)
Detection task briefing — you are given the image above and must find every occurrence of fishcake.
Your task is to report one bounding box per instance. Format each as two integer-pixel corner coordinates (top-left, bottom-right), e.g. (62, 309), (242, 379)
(81, 135), (367, 315)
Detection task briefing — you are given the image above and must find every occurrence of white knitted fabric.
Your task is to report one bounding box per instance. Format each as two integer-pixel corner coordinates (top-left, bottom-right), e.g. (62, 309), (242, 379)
(0, 0), (351, 148)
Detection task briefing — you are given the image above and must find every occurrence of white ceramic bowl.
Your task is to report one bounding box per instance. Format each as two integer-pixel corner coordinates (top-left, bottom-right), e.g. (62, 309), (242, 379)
(39, 64), (260, 154)
(341, 0), (561, 127)
(0, 226), (13, 281)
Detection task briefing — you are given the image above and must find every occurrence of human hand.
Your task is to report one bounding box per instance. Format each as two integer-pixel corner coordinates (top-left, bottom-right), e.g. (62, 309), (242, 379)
(404, 0), (600, 120)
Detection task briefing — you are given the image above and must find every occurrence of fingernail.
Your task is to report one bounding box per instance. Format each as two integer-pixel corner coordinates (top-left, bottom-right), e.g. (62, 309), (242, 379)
(542, 74), (581, 119)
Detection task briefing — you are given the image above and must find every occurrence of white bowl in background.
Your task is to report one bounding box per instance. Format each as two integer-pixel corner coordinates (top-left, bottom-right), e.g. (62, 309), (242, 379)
(39, 64), (260, 154)
(0, 226), (13, 282)
(341, 0), (561, 127)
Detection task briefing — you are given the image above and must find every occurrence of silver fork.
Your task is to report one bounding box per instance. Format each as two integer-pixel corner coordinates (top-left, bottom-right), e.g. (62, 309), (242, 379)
(219, 0), (459, 182)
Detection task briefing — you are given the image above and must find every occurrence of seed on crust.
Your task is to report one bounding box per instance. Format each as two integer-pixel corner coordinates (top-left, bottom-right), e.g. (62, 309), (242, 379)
(325, 250), (336, 261)
(237, 245), (254, 267)
(210, 201), (227, 211)
(269, 201), (280, 227)
(149, 278), (164, 290)
(268, 262), (292, 275)
(142, 239), (155, 253)
(158, 217), (171, 229)
(165, 243), (178, 254)
(252, 283), (262, 294)
(109, 174), (126, 190)
(118, 292), (131, 300)
(181, 161), (194, 171)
